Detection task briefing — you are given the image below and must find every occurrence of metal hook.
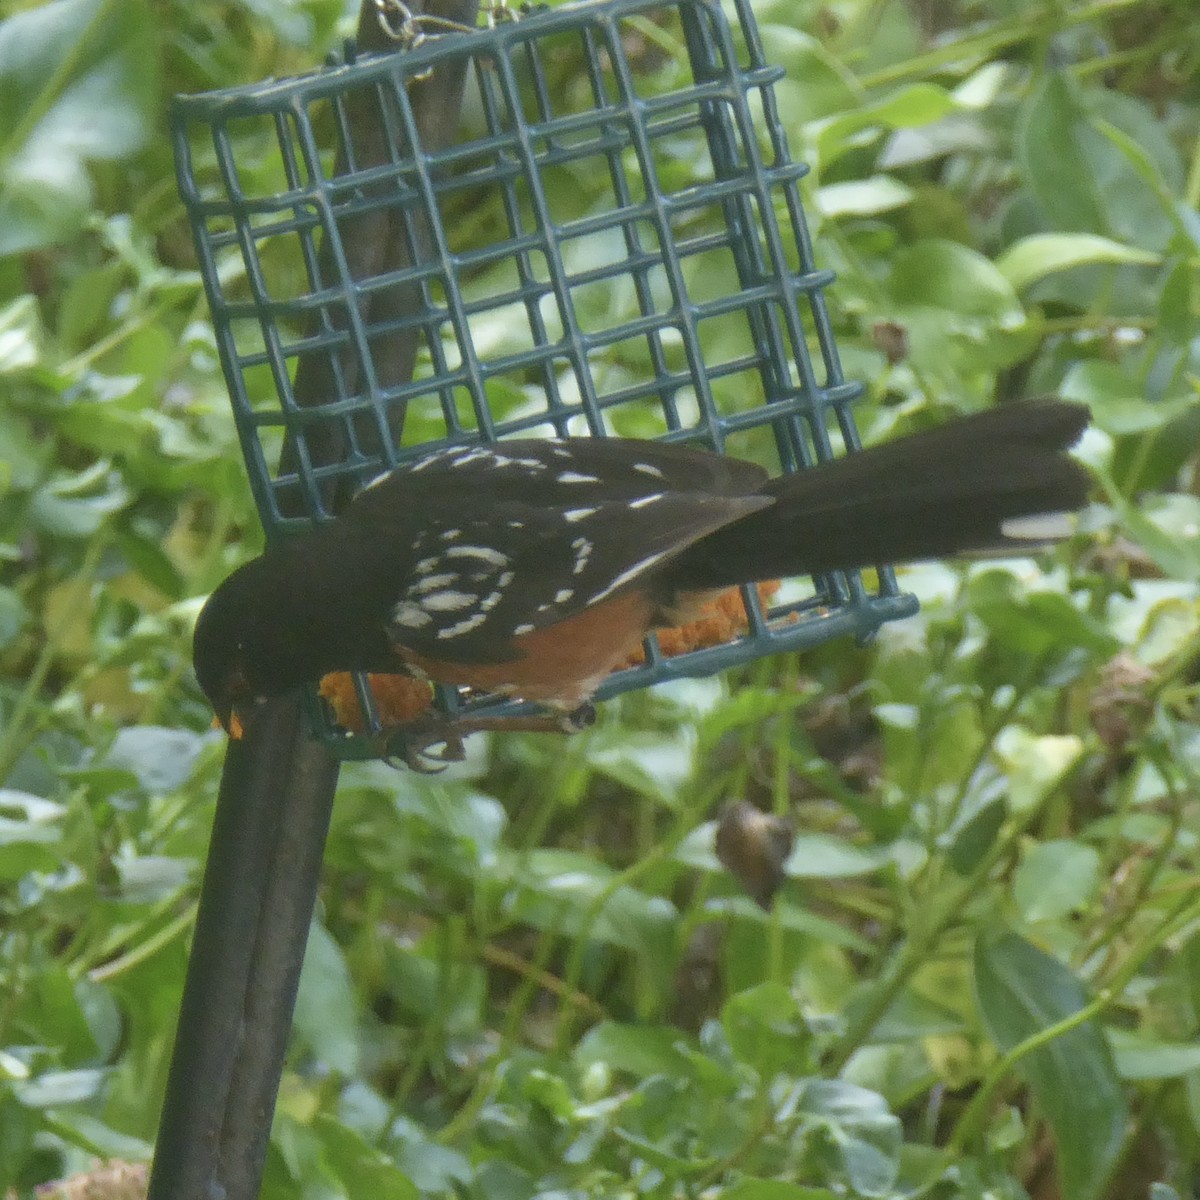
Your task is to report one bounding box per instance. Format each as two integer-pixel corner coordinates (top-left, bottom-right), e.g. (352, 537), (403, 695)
(374, 0), (521, 46)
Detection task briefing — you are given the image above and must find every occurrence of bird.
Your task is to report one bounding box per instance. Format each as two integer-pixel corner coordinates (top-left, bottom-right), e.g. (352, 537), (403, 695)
(193, 399), (1090, 743)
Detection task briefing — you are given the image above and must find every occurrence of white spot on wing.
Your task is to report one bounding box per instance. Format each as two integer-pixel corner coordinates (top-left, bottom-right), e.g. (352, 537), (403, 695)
(445, 544), (509, 566)
(554, 588), (574, 604)
(1000, 513), (1073, 540)
(445, 447), (495, 468)
(437, 612), (488, 639)
(413, 572), (458, 594)
(632, 462), (666, 479)
(513, 622), (535, 635)
(558, 471), (600, 484)
(407, 451), (447, 474)
(393, 601), (433, 628)
(586, 549), (671, 606)
(571, 537), (593, 575)
(564, 507), (599, 522)
(423, 590), (476, 611)
(629, 493), (663, 509)
(439, 446), (548, 472)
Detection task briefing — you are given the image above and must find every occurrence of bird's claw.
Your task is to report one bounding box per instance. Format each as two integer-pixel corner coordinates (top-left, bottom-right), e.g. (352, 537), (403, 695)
(375, 719), (467, 772)
(557, 702), (596, 733)
(378, 703), (596, 770)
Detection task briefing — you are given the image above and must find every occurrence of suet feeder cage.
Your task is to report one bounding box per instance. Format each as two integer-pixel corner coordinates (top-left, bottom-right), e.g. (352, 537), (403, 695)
(170, 0), (917, 758)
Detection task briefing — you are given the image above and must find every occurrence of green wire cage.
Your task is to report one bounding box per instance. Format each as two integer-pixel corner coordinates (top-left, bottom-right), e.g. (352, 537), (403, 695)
(170, 0), (917, 758)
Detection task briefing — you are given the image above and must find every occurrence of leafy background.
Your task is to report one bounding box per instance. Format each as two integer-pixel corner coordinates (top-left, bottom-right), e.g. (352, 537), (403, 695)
(2, 0), (1199, 1197)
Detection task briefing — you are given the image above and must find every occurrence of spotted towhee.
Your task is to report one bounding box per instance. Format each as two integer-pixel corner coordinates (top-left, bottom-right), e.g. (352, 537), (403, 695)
(194, 400), (1090, 740)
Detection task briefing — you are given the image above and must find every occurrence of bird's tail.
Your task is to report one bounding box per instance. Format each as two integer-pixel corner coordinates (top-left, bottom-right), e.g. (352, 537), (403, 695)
(673, 400), (1091, 589)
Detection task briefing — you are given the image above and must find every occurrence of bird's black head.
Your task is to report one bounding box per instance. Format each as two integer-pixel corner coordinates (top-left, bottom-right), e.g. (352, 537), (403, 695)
(193, 554), (322, 736)
(193, 562), (267, 737)
(193, 538), (398, 735)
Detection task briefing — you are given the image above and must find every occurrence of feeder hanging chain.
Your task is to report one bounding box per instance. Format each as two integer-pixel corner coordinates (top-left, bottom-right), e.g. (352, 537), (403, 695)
(374, 0), (521, 47)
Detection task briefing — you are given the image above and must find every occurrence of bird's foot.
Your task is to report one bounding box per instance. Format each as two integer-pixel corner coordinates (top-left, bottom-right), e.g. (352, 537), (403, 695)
(379, 702), (597, 771)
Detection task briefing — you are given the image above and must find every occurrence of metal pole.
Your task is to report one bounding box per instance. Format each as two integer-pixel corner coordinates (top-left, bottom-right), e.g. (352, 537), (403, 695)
(146, 700), (338, 1199)
(149, 3), (480, 1196)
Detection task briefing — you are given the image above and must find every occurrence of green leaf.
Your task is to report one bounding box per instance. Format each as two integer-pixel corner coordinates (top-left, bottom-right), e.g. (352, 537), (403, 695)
(718, 1182), (837, 1199)
(785, 834), (889, 879)
(816, 176), (915, 219)
(13, 1067), (106, 1108)
(0, 407), (51, 492)
(1013, 840), (1101, 923)
(1107, 1028), (1200, 1080)
(816, 82), (959, 168)
(113, 852), (193, 904)
(869, 987), (966, 1043)
(44, 1111), (152, 1162)
(293, 921), (360, 1076)
(0, 587), (27, 649)
(0, 0), (158, 256)
(708, 896), (874, 955)
(1087, 97), (1184, 250)
(870, 82), (957, 126)
(387, 1115), (472, 1193)
(115, 528), (186, 600)
(28, 461), (130, 537)
(0, 789), (64, 878)
(888, 239), (1019, 318)
(0, 788), (63, 827)
(1150, 1185), (1183, 1200)
(1060, 361), (1195, 436)
(722, 983), (811, 1077)
(996, 233), (1158, 291)
(968, 571), (1118, 662)
(783, 1079), (902, 1198)
(20, 964), (99, 1065)
(1017, 74), (1180, 252)
(974, 931), (1128, 1200)
(760, 27), (861, 125)
(1018, 72), (1108, 234)
(883, 239), (1033, 378)
(993, 728), (1084, 813)
(1118, 496), (1200, 583)
(1157, 257), (1195, 345)
(504, 848), (677, 963)
(0, 295), (41, 372)
(946, 795), (1008, 875)
(377, 931), (485, 1032)
(575, 1022), (696, 1082)
(103, 726), (203, 795)
(0, 1089), (35, 1191)
(312, 1114), (419, 1198)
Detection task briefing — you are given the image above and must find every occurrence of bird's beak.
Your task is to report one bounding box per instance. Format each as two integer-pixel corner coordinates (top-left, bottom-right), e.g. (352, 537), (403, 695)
(211, 706), (247, 739)
(210, 666), (254, 739)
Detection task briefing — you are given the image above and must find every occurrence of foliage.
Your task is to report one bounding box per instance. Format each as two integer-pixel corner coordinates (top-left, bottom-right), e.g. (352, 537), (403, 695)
(2, 0), (1199, 1197)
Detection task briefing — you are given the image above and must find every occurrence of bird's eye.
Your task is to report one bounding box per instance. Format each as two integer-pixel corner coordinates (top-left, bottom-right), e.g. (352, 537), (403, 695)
(227, 664), (253, 700)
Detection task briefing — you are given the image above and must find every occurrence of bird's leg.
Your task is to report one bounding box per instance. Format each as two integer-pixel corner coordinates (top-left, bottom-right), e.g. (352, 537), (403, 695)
(437, 701), (596, 738)
(381, 702), (597, 771)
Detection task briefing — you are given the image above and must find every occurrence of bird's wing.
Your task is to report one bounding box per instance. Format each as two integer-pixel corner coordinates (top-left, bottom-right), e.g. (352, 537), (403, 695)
(353, 491), (769, 666)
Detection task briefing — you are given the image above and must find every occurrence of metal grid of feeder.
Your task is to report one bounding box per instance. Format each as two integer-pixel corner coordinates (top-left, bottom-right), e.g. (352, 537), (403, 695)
(170, 0), (917, 758)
